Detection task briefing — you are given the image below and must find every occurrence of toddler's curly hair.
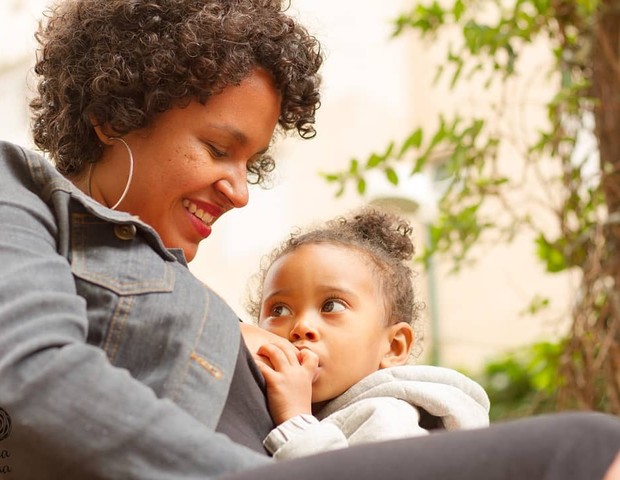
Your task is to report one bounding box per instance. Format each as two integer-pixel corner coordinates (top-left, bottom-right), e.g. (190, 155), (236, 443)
(247, 206), (423, 331)
(30, 0), (323, 185)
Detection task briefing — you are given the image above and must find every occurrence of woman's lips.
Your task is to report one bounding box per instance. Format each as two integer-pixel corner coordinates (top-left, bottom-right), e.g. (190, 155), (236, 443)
(183, 199), (217, 225)
(183, 199), (217, 238)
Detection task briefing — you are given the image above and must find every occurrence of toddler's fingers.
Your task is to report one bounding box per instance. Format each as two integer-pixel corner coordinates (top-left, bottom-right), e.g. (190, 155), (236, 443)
(253, 352), (274, 369)
(255, 357), (281, 385)
(257, 342), (299, 369)
(298, 349), (320, 377)
(255, 357), (272, 374)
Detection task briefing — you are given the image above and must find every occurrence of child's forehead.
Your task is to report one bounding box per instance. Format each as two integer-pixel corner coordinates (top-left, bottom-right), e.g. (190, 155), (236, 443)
(263, 242), (382, 293)
(280, 241), (372, 264)
(267, 242), (378, 283)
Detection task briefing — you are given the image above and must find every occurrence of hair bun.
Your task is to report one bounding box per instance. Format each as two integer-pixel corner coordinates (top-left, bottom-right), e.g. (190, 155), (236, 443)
(347, 207), (415, 262)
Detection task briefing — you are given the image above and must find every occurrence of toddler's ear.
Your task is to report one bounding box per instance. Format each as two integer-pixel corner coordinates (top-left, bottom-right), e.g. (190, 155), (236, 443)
(380, 322), (414, 369)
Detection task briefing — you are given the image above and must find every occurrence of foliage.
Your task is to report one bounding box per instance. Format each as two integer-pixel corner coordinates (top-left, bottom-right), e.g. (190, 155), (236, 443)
(323, 0), (620, 413)
(475, 340), (564, 421)
(477, 337), (617, 420)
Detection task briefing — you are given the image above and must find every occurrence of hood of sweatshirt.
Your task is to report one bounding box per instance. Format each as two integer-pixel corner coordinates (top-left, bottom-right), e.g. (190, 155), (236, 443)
(316, 365), (490, 430)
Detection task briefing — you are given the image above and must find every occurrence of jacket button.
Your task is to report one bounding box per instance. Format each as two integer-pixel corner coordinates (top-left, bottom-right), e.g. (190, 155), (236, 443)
(114, 224), (137, 241)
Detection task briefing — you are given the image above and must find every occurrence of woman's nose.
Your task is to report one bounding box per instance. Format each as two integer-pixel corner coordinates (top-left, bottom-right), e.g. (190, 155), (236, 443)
(215, 165), (249, 208)
(289, 317), (319, 342)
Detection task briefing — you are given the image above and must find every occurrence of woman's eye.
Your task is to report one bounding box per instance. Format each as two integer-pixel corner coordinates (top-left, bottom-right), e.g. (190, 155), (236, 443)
(271, 304), (292, 317)
(322, 299), (346, 313)
(207, 144), (226, 159)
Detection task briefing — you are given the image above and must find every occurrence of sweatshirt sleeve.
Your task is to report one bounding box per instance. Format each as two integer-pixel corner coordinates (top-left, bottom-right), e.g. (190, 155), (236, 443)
(265, 398), (429, 460)
(0, 148), (271, 479)
(263, 414), (350, 459)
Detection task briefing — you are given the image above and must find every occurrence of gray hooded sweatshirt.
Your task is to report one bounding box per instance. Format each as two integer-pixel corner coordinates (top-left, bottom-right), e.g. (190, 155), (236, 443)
(263, 365), (490, 459)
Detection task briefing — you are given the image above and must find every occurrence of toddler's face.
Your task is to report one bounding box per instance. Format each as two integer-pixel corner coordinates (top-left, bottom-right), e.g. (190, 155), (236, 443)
(258, 243), (393, 403)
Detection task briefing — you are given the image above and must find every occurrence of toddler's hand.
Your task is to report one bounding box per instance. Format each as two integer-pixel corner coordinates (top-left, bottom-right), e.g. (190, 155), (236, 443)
(256, 342), (319, 425)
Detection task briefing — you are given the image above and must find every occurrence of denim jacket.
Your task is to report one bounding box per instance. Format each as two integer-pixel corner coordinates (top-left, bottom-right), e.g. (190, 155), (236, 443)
(0, 141), (271, 478)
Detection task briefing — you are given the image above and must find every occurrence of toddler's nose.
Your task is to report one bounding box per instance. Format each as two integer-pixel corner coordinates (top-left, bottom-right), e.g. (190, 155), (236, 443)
(289, 317), (319, 342)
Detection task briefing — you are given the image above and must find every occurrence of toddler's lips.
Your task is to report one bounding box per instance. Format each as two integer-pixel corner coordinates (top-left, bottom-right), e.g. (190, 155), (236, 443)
(296, 345), (321, 366)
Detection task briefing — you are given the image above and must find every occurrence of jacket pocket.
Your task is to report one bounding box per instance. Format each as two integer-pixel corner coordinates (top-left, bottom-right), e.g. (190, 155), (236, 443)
(70, 213), (174, 295)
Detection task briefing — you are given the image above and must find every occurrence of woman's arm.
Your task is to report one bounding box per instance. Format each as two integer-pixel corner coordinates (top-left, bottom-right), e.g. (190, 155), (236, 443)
(0, 145), (271, 479)
(240, 322), (291, 361)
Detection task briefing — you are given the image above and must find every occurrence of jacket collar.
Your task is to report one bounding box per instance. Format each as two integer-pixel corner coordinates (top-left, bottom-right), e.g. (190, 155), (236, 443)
(30, 150), (180, 263)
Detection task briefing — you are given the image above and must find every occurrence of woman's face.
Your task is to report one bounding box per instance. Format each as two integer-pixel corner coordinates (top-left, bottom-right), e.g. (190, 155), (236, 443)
(91, 68), (281, 261)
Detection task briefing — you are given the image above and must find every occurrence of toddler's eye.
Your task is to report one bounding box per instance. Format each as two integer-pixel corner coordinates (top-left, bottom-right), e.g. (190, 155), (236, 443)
(322, 299), (346, 313)
(271, 304), (292, 317)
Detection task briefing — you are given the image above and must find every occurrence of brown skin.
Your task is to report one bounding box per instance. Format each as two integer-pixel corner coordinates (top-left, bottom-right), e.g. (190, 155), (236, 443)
(241, 321), (316, 422)
(74, 68), (281, 262)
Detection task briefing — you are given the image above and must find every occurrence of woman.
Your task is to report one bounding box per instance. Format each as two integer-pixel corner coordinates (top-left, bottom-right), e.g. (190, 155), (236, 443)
(2, 0), (319, 477)
(0, 0), (618, 479)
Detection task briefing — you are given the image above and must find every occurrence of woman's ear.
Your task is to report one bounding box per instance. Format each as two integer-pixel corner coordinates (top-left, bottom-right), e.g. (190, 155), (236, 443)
(380, 322), (414, 369)
(89, 115), (116, 145)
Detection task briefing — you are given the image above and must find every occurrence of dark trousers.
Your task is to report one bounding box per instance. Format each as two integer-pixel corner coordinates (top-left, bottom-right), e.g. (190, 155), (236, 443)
(223, 412), (620, 480)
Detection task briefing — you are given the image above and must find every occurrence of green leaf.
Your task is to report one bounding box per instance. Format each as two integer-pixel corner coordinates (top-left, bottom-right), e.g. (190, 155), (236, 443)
(535, 234), (567, 273)
(453, 0), (465, 21)
(429, 120), (447, 150)
(450, 58), (464, 88)
(520, 295), (551, 316)
(399, 128), (424, 158)
(385, 167), (399, 186)
(321, 173), (340, 182)
(366, 153), (383, 168)
(357, 178), (367, 195)
(412, 154), (428, 174)
(349, 159), (359, 175)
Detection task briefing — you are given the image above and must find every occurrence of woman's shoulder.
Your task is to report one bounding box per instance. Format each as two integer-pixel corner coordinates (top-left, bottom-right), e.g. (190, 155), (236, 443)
(0, 139), (45, 163)
(0, 140), (57, 184)
(0, 140), (71, 200)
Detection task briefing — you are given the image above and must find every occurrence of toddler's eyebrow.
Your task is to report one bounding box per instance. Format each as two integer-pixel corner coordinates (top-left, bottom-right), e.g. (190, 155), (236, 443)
(316, 285), (359, 299)
(262, 288), (291, 300)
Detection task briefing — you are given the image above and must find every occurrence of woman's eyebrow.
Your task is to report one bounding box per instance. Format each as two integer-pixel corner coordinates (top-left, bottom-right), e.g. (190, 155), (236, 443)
(206, 123), (248, 144)
(206, 123), (270, 154)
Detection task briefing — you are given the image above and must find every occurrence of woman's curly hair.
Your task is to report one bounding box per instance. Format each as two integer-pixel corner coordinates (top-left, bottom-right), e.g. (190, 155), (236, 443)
(30, 0), (323, 184)
(247, 206), (424, 335)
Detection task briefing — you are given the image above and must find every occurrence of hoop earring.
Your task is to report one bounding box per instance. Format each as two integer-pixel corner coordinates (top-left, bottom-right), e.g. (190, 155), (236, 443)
(87, 136), (135, 211)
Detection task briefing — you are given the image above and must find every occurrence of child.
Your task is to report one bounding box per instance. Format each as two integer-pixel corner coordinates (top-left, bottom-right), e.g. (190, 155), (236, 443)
(244, 207), (490, 459)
